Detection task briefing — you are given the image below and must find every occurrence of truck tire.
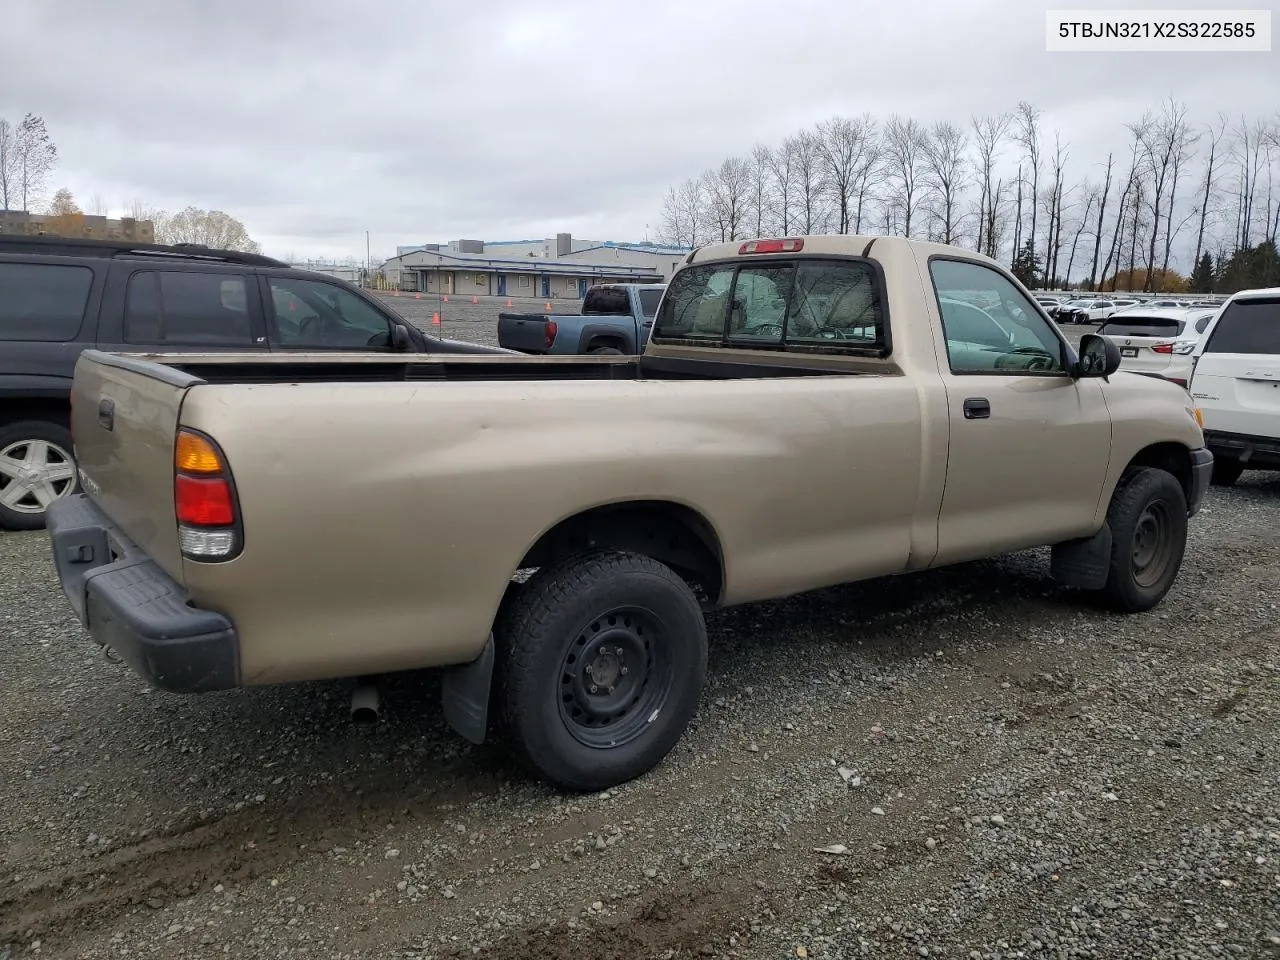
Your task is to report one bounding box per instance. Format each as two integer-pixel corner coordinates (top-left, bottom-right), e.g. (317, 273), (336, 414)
(1209, 459), (1244, 487)
(495, 549), (708, 791)
(1097, 467), (1187, 613)
(0, 420), (79, 531)
(589, 345), (624, 355)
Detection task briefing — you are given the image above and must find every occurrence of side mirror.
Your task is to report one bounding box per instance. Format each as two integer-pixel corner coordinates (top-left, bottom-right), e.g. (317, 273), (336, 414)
(389, 323), (411, 352)
(1075, 333), (1121, 380)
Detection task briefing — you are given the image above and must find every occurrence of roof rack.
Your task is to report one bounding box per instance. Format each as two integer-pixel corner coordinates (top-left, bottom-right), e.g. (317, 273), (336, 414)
(0, 233), (291, 268)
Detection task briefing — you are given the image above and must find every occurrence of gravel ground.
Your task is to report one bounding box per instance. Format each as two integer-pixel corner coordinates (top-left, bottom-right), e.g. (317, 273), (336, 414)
(1, 315), (1277, 960)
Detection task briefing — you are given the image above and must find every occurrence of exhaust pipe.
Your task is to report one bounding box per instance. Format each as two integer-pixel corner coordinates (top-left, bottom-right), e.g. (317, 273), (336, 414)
(350, 683), (380, 725)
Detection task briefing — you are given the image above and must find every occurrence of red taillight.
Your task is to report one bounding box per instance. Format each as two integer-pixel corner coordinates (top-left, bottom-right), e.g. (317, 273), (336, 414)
(175, 475), (235, 525)
(545, 320), (558, 349)
(739, 238), (804, 255)
(174, 428), (240, 560)
(1152, 342), (1174, 354)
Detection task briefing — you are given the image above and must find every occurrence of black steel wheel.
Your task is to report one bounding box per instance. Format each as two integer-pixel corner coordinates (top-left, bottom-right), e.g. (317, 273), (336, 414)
(557, 605), (674, 749)
(1098, 467), (1188, 612)
(496, 550), (707, 791)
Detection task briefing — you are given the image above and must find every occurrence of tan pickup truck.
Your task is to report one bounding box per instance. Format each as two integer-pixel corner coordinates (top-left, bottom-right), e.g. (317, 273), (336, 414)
(45, 235), (1213, 791)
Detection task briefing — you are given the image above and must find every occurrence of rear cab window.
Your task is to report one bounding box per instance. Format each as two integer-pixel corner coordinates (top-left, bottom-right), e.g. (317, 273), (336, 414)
(582, 287), (632, 316)
(0, 262), (95, 341)
(652, 257), (886, 353)
(1203, 298), (1280, 354)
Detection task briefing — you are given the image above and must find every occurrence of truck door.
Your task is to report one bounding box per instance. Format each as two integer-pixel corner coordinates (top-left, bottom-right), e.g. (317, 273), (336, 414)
(926, 257), (1112, 566)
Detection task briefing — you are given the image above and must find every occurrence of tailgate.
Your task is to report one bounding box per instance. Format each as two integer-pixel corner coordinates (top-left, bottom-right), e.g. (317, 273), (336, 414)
(70, 351), (196, 582)
(497, 312), (551, 353)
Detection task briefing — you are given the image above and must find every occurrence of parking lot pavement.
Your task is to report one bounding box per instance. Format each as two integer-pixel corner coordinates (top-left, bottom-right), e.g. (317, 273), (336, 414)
(2, 470), (1277, 958)
(372, 291), (1104, 353)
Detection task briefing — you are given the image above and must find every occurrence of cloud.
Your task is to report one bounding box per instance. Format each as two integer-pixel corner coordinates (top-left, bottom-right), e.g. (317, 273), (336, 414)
(1, 0), (1274, 262)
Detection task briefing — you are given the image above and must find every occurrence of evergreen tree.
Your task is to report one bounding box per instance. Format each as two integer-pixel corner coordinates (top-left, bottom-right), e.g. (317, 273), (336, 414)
(1010, 240), (1041, 287)
(1188, 252), (1215, 294)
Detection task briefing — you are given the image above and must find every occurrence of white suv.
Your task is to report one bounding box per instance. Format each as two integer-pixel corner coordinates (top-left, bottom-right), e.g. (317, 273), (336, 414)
(1097, 308), (1216, 387)
(1188, 287), (1280, 486)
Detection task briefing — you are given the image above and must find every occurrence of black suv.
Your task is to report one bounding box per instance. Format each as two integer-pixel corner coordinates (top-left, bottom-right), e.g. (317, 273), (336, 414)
(0, 235), (507, 530)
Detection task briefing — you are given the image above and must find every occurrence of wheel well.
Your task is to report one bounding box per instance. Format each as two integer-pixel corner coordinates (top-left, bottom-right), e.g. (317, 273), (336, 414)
(0, 399), (71, 431)
(516, 501), (725, 604)
(586, 335), (625, 350)
(1124, 442), (1192, 500)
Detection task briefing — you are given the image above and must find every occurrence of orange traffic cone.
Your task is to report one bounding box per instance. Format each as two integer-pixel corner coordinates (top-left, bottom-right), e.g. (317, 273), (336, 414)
(415, 292), (421, 299)
(471, 295), (478, 304)
(505, 298), (512, 308)
(544, 301), (552, 312)
(443, 295), (449, 302)
(432, 311), (440, 326)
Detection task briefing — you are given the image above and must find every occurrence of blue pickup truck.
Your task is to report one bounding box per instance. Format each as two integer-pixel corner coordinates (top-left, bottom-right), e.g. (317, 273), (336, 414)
(497, 282), (666, 355)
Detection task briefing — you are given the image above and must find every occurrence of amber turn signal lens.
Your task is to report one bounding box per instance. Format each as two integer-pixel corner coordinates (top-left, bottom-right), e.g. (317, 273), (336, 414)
(176, 431), (224, 474)
(1194, 407), (1204, 428)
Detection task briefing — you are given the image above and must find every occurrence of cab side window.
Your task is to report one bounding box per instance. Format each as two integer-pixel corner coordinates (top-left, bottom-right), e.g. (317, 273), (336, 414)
(268, 277), (392, 349)
(930, 259), (1065, 374)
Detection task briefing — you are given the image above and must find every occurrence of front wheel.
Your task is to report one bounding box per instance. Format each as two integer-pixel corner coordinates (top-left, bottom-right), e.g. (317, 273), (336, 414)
(1097, 467), (1188, 613)
(0, 420), (79, 531)
(495, 550), (708, 791)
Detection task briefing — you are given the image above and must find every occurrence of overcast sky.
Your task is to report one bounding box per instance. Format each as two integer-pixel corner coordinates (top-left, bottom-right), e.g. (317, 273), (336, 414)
(2, 0), (1274, 262)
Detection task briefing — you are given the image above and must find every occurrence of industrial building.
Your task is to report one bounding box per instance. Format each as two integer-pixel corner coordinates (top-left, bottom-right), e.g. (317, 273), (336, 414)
(380, 233), (691, 298)
(0, 210), (154, 243)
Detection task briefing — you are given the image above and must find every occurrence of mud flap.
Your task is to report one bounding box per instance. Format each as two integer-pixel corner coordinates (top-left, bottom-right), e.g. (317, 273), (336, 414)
(1050, 524), (1113, 590)
(441, 635), (494, 744)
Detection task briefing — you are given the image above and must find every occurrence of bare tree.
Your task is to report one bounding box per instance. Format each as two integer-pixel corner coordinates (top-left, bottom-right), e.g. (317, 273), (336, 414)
(46, 187), (80, 216)
(1042, 132), (1068, 283)
(972, 112), (1011, 257)
(922, 120), (968, 244)
(1015, 102), (1043, 264)
(1087, 152), (1114, 290)
(705, 157), (752, 241)
(1102, 137), (1142, 289)
(787, 130), (826, 234)
(816, 114), (877, 234)
(88, 192), (108, 216)
(883, 115), (927, 237)
(1191, 115), (1227, 270)
(1063, 187), (1096, 287)
(657, 177), (705, 247)
(1129, 98), (1192, 290)
(762, 141), (796, 235)
(748, 144), (773, 238)
(157, 207), (261, 252)
(1231, 115), (1268, 249)
(14, 113), (57, 212)
(0, 118), (15, 211)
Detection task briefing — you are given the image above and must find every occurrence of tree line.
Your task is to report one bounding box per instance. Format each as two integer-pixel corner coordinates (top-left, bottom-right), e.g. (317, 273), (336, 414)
(2, 112), (262, 253)
(655, 99), (1280, 294)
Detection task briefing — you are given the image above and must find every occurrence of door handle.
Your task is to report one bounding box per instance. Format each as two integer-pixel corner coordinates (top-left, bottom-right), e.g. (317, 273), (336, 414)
(963, 397), (990, 420)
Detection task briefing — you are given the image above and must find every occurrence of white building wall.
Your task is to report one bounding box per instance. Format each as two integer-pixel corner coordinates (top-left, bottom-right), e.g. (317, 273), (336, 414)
(557, 246), (688, 281)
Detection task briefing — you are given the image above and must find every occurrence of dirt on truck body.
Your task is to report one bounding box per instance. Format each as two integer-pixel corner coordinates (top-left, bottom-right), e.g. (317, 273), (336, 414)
(46, 234), (1213, 792)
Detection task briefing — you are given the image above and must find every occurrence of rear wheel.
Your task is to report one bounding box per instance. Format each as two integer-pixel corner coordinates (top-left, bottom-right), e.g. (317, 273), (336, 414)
(1097, 467), (1188, 613)
(1210, 459), (1244, 487)
(495, 550), (707, 791)
(0, 420), (78, 531)
(588, 345), (624, 355)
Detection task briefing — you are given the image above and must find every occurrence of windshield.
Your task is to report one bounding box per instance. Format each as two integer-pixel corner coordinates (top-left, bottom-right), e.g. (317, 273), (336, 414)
(1097, 316), (1184, 337)
(1203, 298), (1280, 354)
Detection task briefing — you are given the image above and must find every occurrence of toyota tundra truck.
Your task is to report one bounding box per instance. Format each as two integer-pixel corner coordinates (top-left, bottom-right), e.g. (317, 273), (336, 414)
(44, 235), (1213, 792)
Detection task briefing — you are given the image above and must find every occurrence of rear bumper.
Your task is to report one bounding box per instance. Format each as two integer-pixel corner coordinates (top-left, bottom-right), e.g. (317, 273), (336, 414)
(46, 495), (239, 693)
(1188, 447), (1214, 518)
(1203, 429), (1280, 470)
